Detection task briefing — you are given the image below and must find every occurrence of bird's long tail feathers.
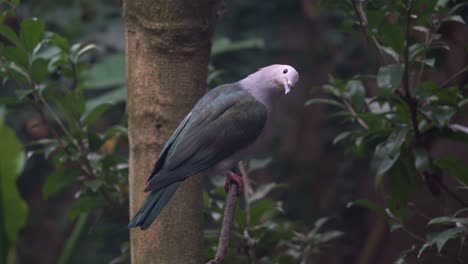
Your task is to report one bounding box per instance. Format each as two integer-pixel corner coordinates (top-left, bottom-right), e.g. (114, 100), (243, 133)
(128, 181), (182, 230)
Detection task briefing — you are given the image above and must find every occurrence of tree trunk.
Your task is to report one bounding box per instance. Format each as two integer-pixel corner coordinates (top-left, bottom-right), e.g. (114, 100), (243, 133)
(123, 1), (216, 263)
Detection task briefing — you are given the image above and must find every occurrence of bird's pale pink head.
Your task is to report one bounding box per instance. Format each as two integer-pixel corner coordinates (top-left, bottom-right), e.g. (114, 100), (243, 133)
(256, 64), (299, 94)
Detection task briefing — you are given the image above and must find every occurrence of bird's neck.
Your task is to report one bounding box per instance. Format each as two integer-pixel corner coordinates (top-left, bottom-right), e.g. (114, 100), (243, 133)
(239, 75), (281, 111)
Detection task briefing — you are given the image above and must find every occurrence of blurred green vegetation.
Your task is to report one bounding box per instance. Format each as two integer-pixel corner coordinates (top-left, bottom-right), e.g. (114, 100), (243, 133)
(0, 0), (467, 263)
(312, 1), (468, 263)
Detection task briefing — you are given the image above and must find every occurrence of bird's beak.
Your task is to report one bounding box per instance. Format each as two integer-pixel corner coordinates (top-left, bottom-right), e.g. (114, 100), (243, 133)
(284, 80), (292, 94)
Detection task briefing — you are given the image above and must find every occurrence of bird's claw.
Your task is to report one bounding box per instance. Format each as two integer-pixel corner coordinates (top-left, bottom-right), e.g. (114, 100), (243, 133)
(224, 171), (243, 195)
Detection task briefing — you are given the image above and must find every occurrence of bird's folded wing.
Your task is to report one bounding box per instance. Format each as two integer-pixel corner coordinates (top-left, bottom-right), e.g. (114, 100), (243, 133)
(145, 86), (267, 192)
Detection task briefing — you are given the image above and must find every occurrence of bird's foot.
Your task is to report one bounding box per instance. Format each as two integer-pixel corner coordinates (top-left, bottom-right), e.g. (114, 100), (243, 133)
(224, 171), (243, 195)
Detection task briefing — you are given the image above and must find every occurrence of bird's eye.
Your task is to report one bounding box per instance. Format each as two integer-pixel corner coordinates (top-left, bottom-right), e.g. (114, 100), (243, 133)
(283, 69), (288, 74)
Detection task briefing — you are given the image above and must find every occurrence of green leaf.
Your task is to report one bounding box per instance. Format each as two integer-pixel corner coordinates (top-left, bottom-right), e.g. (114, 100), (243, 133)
(0, 97), (21, 106)
(11, 0), (20, 5)
(248, 157), (273, 172)
(428, 216), (468, 226)
(413, 148), (431, 172)
(413, 26), (430, 36)
(435, 0), (450, 10)
(85, 86), (126, 111)
(104, 125), (128, 138)
(448, 2), (468, 15)
(0, 24), (22, 47)
(47, 88), (85, 132)
(248, 183), (285, 204)
(43, 169), (77, 199)
(344, 80), (365, 109)
(81, 102), (113, 126)
(388, 159), (417, 208)
(422, 105), (455, 128)
(380, 46), (400, 62)
(347, 199), (385, 214)
(441, 15), (465, 24)
(458, 98), (468, 108)
(2, 46), (29, 69)
(418, 58), (435, 68)
(311, 217), (330, 234)
(0, 119), (27, 253)
(207, 70), (224, 85)
(377, 64), (404, 96)
(211, 37), (264, 56)
(394, 257), (407, 264)
(50, 33), (70, 53)
(417, 243), (431, 258)
(333, 131), (351, 145)
(20, 18), (45, 52)
(395, 245), (417, 264)
(14, 89), (34, 100)
(381, 23), (404, 53)
(84, 179), (105, 192)
(68, 196), (106, 219)
(304, 98), (345, 108)
(87, 131), (103, 152)
(322, 84), (342, 97)
(372, 128), (408, 180)
(421, 228), (463, 255)
(454, 208), (468, 217)
(31, 58), (49, 83)
(250, 199), (278, 226)
(435, 157), (468, 185)
(76, 44), (97, 60)
(81, 54), (125, 89)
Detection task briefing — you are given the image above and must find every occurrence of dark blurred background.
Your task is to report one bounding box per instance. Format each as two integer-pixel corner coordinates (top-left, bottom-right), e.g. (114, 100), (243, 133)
(1, 0), (468, 263)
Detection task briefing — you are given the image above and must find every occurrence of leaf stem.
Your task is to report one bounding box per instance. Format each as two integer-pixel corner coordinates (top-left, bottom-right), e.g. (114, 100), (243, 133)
(57, 212), (89, 264)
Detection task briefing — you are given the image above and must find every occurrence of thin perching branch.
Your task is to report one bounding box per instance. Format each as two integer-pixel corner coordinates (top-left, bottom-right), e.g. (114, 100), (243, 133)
(238, 161), (256, 263)
(207, 183), (239, 264)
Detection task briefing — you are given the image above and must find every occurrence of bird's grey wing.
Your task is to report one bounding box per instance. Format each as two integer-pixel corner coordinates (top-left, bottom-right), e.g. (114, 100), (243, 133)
(145, 87), (267, 192)
(149, 112), (192, 176)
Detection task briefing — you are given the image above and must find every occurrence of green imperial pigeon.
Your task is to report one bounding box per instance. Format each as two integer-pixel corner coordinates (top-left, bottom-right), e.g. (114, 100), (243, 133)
(129, 64), (299, 230)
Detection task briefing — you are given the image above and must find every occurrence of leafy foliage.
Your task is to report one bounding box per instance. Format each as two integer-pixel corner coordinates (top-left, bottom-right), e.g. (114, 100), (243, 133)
(316, 0), (468, 262)
(204, 160), (342, 263)
(0, 0), (128, 262)
(0, 115), (27, 263)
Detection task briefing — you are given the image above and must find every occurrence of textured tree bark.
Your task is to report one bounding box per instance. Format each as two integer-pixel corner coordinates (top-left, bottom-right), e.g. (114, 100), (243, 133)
(124, 1), (216, 263)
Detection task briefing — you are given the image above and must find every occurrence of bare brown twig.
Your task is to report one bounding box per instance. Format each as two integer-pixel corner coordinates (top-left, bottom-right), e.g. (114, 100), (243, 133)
(207, 183), (239, 264)
(343, 101), (369, 130)
(440, 65), (468, 88)
(435, 177), (468, 207)
(401, 0), (421, 141)
(350, 0), (387, 65)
